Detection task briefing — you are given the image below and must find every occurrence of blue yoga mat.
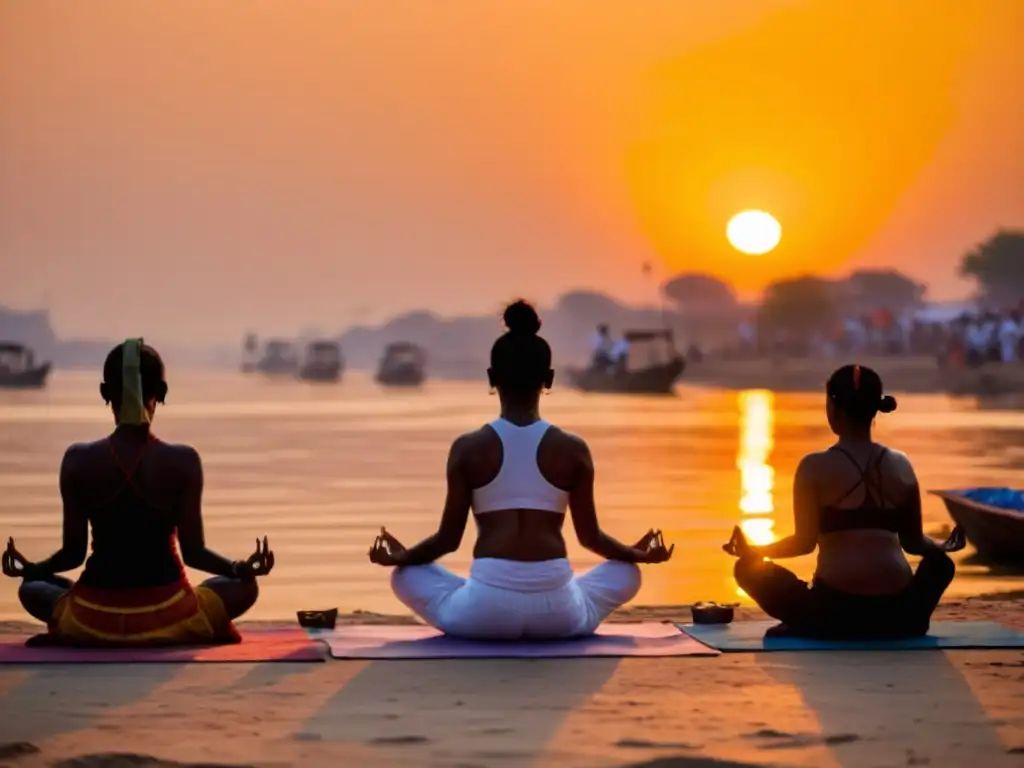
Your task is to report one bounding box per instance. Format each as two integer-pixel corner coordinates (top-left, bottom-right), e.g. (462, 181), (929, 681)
(678, 620), (1024, 652)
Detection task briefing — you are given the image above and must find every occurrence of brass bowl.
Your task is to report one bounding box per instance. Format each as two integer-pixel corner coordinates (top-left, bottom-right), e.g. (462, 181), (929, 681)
(297, 608), (339, 630)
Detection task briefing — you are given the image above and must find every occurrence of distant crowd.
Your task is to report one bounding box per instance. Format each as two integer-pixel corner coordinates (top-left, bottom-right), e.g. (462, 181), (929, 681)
(730, 307), (1024, 367)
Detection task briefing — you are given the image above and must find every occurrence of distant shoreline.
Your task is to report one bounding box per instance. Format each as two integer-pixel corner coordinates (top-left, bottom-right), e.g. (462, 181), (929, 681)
(684, 355), (1024, 396)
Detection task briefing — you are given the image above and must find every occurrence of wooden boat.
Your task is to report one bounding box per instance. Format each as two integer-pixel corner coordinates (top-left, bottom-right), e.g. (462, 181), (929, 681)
(297, 340), (343, 383)
(255, 339), (299, 376)
(930, 489), (1024, 564)
(0, 343), (51, 389)
(565, 329), (686, 395)
(376, 342), (426, 387)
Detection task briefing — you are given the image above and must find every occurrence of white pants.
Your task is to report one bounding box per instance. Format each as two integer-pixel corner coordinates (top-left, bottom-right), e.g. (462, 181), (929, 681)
(390, 558), (642, 640)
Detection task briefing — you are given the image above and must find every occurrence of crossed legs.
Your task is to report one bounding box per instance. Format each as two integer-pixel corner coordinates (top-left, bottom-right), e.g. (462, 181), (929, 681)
(391, 560), (642, 638)
(17, 575), (259, 625)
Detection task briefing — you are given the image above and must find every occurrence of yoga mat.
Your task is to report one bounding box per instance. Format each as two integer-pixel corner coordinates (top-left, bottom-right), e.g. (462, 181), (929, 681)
(0, 628), (325, 664)
(678, 620), (1024, 652)
(312, 621), (719, 659)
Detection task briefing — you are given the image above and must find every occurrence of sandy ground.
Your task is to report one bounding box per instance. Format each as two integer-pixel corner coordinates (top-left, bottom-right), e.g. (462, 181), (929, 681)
(685, 356), (1024, 396)
(0, 595), (1021, 768)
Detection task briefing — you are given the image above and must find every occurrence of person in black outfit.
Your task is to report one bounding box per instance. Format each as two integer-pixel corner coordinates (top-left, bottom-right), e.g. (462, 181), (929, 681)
(723, 364), (964, 640)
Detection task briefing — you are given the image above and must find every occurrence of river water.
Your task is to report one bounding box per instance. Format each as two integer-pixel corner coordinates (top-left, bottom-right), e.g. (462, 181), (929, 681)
(0, 371), (1020, 620)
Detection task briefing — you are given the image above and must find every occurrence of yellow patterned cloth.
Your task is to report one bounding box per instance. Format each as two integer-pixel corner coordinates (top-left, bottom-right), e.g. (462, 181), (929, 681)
(49, 581), (240, 646)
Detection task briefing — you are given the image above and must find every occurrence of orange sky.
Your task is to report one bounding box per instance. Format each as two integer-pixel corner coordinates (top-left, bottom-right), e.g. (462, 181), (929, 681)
(1, 0), (1021, 342)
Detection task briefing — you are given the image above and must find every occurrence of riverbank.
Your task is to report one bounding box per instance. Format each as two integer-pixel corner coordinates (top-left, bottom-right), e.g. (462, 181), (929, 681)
(685, 355), (1024, 396)
(1, 594), (1021, 768)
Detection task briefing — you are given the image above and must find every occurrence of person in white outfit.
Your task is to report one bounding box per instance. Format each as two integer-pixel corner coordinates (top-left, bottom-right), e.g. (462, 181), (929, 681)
(589, 324), (613, 371)
(368, 299), (674, 640)
(999, 312), (1019, 363)
(609, 336), (631, 372)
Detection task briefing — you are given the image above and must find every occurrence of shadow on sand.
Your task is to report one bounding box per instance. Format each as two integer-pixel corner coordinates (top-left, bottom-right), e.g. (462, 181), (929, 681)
(0, 664), (181, 744)
(756, 650), (1017, 766)
(299, 657), (620, 763)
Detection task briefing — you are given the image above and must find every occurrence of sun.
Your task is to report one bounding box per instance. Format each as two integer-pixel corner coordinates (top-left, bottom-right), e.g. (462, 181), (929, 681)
(726, 210), (782, 255)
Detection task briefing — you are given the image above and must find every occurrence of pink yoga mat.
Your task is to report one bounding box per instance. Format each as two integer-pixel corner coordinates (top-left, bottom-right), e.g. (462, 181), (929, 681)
(312, 621), (720, 659)
(0, 628), (325, 663)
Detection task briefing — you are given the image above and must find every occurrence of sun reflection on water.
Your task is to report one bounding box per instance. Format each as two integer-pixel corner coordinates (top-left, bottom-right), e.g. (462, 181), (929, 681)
(737, 390), (776, 546)
(734, 390), (777, 598)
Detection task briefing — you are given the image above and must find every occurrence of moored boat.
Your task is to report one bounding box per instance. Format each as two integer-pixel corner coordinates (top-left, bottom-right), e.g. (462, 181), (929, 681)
(375, 342), (426, 387)
(255, 339), (299, 376)
(565, 329), (686, 395)
(930, 489), (1024, 565)
(0, 343), (51, 389)
(298, 340), (343, 383)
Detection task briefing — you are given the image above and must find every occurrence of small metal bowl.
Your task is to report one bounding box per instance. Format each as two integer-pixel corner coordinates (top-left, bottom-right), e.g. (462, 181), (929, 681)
(297, 608), (339, 630)
(690, 602), (736, 625)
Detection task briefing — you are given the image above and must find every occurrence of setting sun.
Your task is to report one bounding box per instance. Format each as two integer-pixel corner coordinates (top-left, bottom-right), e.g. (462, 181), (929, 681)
(726, 210), (782, 255)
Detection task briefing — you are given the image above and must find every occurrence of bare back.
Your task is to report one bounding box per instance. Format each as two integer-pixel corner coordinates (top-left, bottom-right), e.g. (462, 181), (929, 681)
(454, 423), (590, 561)
(63, 430), (206, 589)
(70, 433), (195, 512)
(808, 443), (919, 595)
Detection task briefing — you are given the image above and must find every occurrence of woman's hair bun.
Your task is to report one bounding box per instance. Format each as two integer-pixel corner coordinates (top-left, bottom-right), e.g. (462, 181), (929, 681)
(878, 394), (898, 414)
(503, 299), (541, 336)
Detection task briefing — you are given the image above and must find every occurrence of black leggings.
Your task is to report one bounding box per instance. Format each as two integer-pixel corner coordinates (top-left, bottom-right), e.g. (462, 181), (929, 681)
(734, 553), (955, 640)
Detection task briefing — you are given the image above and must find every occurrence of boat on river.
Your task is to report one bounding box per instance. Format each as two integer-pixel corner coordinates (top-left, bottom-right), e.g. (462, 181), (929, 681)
(255, 339), (299, 376)
(376, 342), (426, 387)
(298, 340), (344, 383)
(930, 489), (1024, 565)
(565, 329), (685, 395)
(0, 343), (51, 389)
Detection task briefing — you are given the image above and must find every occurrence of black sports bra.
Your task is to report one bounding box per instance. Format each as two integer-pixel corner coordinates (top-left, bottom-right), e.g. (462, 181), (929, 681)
(818, 446), (910, 535)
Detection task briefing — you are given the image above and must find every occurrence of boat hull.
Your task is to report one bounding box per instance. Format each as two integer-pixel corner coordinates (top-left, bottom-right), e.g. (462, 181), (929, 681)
(0, 363), (51, 390)
(565, 358), (685, 395)
(931, 491), (1024, 564)
(376, 365), (425, 388)
(298, 364), (343, 383)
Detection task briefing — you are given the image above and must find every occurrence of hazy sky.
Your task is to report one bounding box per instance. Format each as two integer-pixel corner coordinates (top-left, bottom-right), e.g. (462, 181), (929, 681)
(2, 0), (1022, 343)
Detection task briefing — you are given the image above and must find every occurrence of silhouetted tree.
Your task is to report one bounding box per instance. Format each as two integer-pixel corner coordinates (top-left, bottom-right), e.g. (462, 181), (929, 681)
(757, 276), (836, 336)
(661, 273), (738, 312)
(555, 291), (626, 322)
(960, 229), (1024, 305)
(834, 269), (926, 313)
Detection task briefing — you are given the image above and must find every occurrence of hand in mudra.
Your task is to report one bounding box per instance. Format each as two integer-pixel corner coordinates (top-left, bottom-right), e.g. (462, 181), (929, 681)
(722, 526), (756, 559)
(1, 538), (32, 579)
(368, 527), (408, 567)
(635, 529), (674, 564)
(940, 526), (966, 553)
(235, 537), (275, 580)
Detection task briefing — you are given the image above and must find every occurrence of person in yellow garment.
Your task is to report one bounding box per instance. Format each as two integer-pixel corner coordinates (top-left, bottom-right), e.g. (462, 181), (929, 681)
(1, 339), (274, 646)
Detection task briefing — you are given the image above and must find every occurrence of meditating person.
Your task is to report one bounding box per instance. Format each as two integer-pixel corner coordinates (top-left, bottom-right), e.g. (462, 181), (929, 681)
(723, 364), (964, 640)
(1, 339), (274, 646)
(368, 300), (673, 639)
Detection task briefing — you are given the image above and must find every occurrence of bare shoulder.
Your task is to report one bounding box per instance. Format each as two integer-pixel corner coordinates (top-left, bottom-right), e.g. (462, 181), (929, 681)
(880, 446), (918, 483)
(447, 426), (494, 464)
(60, 440), (97, 472)
(63, 440), (94, 459)
(796, 449), (831, 473)
(154, 440), (203, 470)
(544, 425), (591, 460)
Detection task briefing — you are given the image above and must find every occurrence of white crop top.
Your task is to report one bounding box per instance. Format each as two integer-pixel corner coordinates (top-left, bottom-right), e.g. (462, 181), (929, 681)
(471, 418), (570, 514)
